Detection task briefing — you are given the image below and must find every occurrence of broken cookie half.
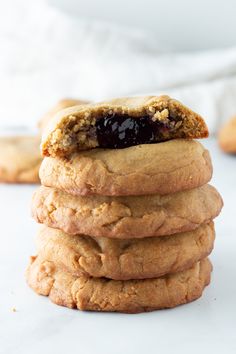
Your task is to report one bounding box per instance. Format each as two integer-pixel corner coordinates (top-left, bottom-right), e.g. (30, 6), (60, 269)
(41, 95), (209, 157)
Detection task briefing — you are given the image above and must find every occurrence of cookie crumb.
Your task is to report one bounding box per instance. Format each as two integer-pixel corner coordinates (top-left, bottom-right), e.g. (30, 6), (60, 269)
(12, 307), (17, 312)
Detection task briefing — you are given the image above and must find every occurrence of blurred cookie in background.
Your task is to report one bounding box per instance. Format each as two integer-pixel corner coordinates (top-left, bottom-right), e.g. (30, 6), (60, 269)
(0, 98), (89, 184)
(38, 98), (89, 132)
(0, 136), (42, 184)
(218, 116), (236, 153)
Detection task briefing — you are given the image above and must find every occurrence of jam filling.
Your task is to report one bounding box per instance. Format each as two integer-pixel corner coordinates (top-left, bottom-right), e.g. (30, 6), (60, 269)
(95, 112), (179, 148)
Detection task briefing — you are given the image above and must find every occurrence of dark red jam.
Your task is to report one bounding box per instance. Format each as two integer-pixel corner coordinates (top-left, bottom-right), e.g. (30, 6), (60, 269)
(95, 113), (176, 148)
(96, 113), (155, 148)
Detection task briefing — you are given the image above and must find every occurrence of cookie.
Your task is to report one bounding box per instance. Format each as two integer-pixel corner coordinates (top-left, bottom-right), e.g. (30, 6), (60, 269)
(38, 98), (89, 132)
(35, 223), (215, 280)
(218, 116), (236, 153)
(26, 256), (212, 313)
(40, 139), (212, 196)
(41, 95), (208, 157)
(0, 136), (42, 184)
(32, 184), (223, 238)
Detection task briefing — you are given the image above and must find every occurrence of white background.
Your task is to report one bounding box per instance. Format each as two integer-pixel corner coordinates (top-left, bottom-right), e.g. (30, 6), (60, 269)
(50, 0), (236, 51)
(2, 0), (236, 131)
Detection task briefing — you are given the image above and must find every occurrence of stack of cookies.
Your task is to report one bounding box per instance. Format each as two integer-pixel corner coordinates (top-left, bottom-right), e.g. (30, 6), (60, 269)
(26, 96), (223, 313)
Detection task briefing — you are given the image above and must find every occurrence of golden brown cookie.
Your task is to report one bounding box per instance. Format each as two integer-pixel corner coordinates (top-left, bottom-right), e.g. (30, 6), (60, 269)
(40, 139), (212, 196)
(32, 184), (223, 238)
(26, 256), (212, 313)
(0, 136), (42, 184)
(38, 98), (89, 132)
(41, 95), (208, 157)
(35, 223), (215, 280)
(218, 116), (236, 153)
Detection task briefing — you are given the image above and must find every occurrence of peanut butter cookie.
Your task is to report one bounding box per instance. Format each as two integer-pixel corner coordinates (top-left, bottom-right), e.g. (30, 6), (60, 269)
(41, 95), (208, 157)
(38, 98), (89, 132)
(31, 184), (223, 238)
(35, 223), (215, 280)
(218, 116), (236, 153)
(40, 139), (212, 196)
(26, 257), (212, 313)
(0, 136), (42, 183)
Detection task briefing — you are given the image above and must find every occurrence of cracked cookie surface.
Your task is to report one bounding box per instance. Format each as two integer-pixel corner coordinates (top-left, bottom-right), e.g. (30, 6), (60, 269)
(0, 136), (42, 184)
(32, 184), (223, 238)
(35, 223), (215, 280)
(26, 257), (212, 313)
(40, 139), (212, 196)
(41, 95), (208, 157)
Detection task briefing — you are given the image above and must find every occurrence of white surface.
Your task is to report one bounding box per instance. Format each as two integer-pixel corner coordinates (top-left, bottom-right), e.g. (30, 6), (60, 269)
(50, 0), (236, 51)
(0, 137), (235, 354)
(2, 1), (236, 132)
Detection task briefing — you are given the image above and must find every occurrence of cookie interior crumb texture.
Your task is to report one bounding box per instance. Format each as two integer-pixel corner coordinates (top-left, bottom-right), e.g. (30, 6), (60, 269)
(38, 98), (89, 133)
(41, 96), (208, 157)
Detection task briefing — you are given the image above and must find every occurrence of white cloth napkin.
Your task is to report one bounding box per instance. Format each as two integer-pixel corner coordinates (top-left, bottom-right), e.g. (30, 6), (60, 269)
(1, 0), (236, 133)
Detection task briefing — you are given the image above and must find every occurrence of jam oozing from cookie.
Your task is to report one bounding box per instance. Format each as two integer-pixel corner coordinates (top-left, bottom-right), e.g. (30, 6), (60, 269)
(95, 113), (179, 148)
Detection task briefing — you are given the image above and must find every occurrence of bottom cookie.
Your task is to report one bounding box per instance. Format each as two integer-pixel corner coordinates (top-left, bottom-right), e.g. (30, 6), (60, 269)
(26, 257), (212, 313)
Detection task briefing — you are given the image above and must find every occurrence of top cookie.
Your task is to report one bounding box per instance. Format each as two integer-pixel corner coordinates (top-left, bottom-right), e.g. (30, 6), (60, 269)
(41, 95), (208, 157)
(38, 98), (89, 133)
